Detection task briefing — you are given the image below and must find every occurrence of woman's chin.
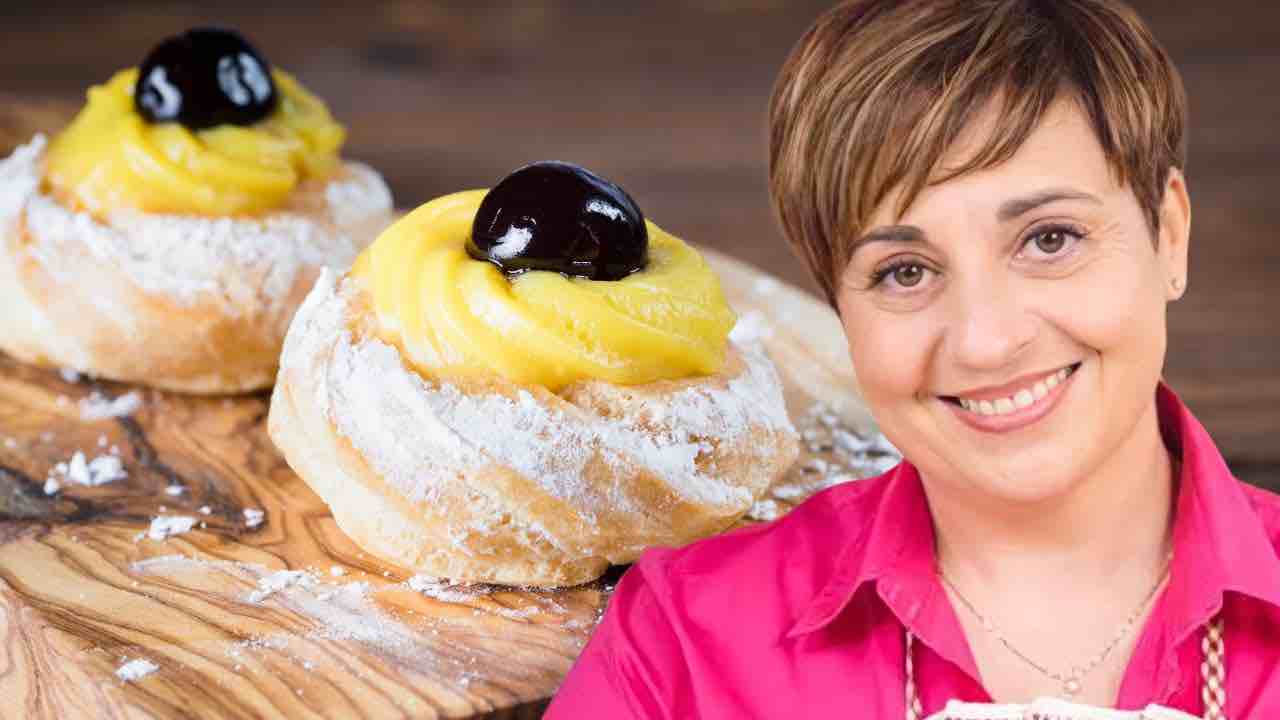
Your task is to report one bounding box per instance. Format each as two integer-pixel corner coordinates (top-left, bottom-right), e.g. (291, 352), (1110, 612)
(970, 468), (1084, 506)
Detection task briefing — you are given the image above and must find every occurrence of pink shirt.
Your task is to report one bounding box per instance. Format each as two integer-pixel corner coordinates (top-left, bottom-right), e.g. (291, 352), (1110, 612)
(546, 385), (1280, 718)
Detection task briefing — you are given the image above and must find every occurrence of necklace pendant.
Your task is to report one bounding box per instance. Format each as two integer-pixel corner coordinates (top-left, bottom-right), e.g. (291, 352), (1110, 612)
(1062, 676), (1083, 697)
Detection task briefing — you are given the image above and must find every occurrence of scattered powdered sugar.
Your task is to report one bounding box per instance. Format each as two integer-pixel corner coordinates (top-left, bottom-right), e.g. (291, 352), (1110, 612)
(399, 573), (550, 620)
(44, 450), (127, 493)
(405, 575), (497, 603)
(59, 367), (82, 383)
(66, 451), (90, 485)
(145, 516), (198, 541)
(304, 582), (415, 647)
(246, 569), (316, 603)
(87, 454), (127, 484)
(243, 508), (265, 528)
(79, 390), (142, 420)
(0, 137), (392, 315)
(221, 578), (453, 677)
(164, 485), (185, 496)
(115, 657), (158, 682)
(760, 401), (902, 509)
(134, 557), (403, 653)
(131, 556), (505, 686)
(746, 498), (783, 522)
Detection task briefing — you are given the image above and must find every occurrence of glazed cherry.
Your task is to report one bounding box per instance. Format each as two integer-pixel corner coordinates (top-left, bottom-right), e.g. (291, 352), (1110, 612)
(467, 162), (648, 281)
(134, 28), (277, 130)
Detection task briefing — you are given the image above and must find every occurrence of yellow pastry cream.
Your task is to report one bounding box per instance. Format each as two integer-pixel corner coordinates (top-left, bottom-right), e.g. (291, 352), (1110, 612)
(349, 181), (737, 391)
(44, 67), (344, 217)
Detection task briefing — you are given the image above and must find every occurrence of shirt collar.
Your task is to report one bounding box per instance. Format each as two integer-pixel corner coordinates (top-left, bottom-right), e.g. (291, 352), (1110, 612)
(784, 460), (981, 676)
(785, 461), (931, 640)
(785, 383), (1280, 660)
(1158, 382), (1280, 648)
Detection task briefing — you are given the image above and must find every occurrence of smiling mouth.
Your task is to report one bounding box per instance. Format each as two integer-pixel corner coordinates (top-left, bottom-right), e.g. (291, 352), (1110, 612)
(941, 362), (1082, 417)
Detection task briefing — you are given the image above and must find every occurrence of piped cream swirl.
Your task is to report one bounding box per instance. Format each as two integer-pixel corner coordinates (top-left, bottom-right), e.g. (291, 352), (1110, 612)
(349, 191), (737, 390)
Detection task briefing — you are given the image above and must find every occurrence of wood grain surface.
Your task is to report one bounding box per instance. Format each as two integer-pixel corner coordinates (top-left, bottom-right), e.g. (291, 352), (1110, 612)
(0, 233), (878, 718)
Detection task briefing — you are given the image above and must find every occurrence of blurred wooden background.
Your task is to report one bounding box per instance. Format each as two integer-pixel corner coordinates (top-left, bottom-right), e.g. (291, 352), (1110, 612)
(0, 0), (1276, 485)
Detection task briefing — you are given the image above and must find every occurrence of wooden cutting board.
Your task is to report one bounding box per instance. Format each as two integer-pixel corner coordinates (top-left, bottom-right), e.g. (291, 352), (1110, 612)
(0, 232), (888, 718)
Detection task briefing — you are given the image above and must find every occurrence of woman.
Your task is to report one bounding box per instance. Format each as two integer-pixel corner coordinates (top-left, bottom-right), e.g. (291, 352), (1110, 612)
(546, 1), (1280, 717)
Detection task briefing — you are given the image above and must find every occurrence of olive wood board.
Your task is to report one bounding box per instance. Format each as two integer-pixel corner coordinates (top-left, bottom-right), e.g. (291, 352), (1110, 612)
(0, 244), (876, 719)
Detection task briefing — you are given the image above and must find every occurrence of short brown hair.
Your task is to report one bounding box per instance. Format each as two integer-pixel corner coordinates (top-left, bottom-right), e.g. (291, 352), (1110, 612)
(768, 0), (1188, 306)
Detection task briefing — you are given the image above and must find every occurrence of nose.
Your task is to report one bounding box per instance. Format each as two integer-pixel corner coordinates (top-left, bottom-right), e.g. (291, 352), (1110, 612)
(946, 273), (1037, 372)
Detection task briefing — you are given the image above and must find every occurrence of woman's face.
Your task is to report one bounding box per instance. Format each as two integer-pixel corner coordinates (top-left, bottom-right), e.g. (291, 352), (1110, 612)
(836, 98), (1190, 505)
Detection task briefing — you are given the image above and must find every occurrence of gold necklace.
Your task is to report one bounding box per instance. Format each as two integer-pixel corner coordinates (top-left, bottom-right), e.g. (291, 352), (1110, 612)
(937, 554), (1172, 698)
(903, 616), (1227, 720)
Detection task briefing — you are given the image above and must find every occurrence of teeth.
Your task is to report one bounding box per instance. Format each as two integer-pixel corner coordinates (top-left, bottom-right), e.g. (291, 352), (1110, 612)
(955, 365), (1076, 417)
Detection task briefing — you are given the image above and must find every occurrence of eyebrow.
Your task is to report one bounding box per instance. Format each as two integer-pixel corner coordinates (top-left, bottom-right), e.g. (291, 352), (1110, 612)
(848, 187), (1102, 257)
(996, 187), (1101, 221)
(847, 225), (927, 258)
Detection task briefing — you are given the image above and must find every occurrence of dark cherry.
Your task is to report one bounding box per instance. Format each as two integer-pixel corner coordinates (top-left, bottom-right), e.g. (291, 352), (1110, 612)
(467, 162), (648, 281)
(134, 28), (277, 130)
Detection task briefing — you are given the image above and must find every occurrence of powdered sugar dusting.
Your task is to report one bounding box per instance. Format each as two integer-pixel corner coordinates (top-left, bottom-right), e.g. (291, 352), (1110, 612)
(406, 574), (497, 603)
(728, 310), (774, 345)
(145, 516), (198, 541)
(283, 272), (796, 541)
(132, 557), (421, 661)
(746, 497), (783, 522)
(246, 569), (315, 603)
(759, 400), (902, 511)
(129, 555), (534, 688)
(243, 508), (265, 528)
(325, 165), (394, 229)
(86, 454), (127, 484)
(115, 657), (158, 682)
(0, 137), (392, 315)
(79, 390), (142, 420)
(0, 135), (42, 219)
(44, 449), (127, 491)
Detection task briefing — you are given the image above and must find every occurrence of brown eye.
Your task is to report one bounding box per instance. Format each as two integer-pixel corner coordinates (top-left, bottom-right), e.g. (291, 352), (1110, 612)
(893, 264), (924, 287)
(1034, 231), (1068, 254)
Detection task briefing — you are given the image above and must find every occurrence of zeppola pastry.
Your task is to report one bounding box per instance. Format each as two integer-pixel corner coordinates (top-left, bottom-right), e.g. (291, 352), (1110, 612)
(0, 28), (392, 393)
(269, 162), (799, 586)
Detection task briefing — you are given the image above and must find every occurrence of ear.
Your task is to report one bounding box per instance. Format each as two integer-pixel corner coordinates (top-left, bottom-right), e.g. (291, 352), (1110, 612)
(1157, 168), (1191, 301)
